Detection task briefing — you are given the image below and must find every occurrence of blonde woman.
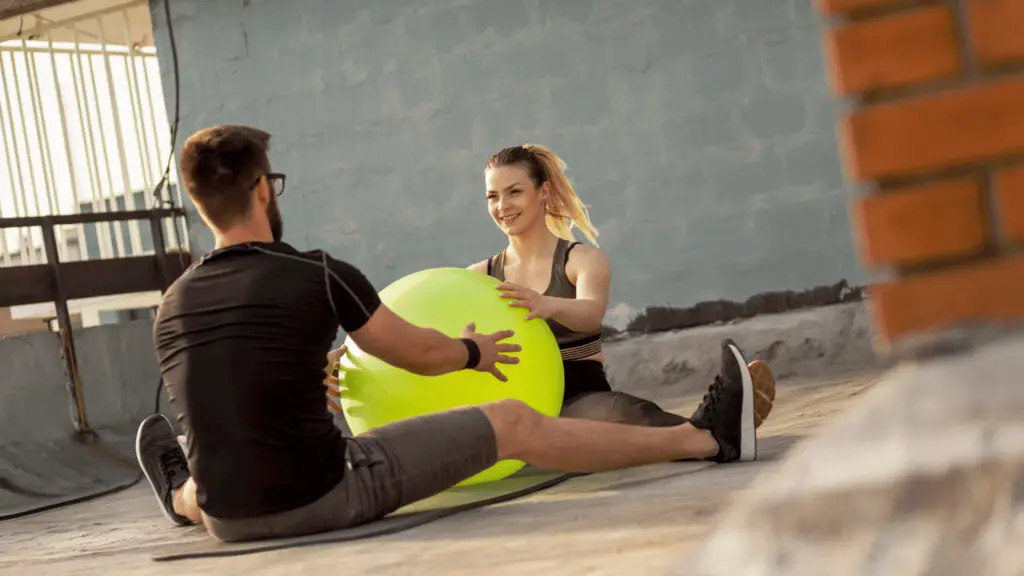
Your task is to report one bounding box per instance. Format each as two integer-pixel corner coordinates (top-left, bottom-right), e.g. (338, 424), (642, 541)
(467, 144), (777, 430)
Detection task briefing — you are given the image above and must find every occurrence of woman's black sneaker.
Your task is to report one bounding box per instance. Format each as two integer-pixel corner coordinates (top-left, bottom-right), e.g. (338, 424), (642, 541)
(688, 339), (757, 463)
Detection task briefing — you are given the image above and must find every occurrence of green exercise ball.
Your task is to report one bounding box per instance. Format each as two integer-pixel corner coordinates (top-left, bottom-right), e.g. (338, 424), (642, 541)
(337, 267), (564, 485)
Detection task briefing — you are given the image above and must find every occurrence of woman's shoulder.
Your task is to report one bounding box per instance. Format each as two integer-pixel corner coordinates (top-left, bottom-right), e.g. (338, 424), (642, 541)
(565, 242), (609, 274)
(466, 259), (490, 274)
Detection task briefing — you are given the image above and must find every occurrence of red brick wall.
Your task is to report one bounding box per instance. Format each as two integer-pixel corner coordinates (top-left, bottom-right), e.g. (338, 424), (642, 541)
(818, 0), (1024, 347)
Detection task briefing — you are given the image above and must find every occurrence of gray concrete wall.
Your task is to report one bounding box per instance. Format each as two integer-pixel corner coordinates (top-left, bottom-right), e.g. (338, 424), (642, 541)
(149, 0), (865, 327)
(604, 301), (885, 400)
(0, 319), (172, 443)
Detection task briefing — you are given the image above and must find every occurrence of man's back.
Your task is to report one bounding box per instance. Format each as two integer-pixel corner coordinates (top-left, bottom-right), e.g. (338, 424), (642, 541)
(154, 241), (381, 519)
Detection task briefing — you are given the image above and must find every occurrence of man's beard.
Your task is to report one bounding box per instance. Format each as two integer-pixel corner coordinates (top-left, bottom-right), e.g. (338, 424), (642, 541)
(267, 196), (283, 242)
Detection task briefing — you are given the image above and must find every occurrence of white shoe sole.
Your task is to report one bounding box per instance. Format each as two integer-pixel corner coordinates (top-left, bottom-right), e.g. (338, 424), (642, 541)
(726, 344), (757, 462)
(135, 415), (185, 526)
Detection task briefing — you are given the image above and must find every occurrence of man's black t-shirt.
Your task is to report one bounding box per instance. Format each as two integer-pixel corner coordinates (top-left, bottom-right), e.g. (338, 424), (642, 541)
(153, 241), (381, 519)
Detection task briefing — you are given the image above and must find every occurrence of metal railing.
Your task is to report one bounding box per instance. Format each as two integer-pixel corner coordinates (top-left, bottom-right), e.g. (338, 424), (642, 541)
(0, 207), (190, 435)
(0, 0), (186, 271)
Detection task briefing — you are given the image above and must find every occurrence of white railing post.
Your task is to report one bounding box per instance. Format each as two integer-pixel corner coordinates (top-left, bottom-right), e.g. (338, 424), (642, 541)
(96, 16), (144, 256)
(0, 55), (19, 266)
(46, 32), (87, 261)
(78, 29), (128, 258)
(67, 30), (115, 260)
(0, 51), (36, 264)
(24, 37), (66, 261)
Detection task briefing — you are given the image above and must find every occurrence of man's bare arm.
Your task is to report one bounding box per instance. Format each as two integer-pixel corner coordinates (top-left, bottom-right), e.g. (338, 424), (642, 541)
(347, 305), (470, 376)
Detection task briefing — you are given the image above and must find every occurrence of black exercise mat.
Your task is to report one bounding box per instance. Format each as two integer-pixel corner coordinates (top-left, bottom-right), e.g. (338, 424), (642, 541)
(151, 468), (578, 561)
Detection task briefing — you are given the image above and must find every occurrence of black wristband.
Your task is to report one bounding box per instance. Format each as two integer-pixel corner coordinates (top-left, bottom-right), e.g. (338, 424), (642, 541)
(460, 338), (481, 370)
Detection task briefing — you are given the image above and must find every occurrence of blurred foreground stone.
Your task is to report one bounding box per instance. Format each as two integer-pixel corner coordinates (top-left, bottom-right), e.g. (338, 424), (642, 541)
(685, 331), (1024, 576)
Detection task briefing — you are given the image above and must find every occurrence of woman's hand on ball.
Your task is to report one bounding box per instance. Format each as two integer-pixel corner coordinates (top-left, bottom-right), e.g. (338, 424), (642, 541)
(323, 344), (347, 413)
(461, 322), (521, 382)
(496, 282), (556, 320)
(325, 343), (347, 371)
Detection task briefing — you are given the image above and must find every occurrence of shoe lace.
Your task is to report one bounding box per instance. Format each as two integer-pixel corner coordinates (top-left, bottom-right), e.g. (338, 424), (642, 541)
(157, 449), (188, 483)
(697, 375), (725, 418)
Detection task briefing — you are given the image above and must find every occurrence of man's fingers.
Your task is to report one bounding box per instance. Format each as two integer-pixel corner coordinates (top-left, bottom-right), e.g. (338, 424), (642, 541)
(489, 366), (508, 382)
(495, 354), (520, 365)
(488, 329), (516, 342)
(496, 343), (522, 353)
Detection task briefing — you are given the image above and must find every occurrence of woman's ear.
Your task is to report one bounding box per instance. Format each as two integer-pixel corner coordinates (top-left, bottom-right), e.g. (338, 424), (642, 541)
(539, 180), (552, 201)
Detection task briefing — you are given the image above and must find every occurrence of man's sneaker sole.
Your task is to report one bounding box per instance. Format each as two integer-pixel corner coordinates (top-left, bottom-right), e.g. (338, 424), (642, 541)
(135, 414), (188, 526)
(748, 360), (776, 429)
(727, 344), (757, 462)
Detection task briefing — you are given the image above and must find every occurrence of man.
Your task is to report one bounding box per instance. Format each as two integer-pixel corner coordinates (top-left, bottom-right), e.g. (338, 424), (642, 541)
(137, 124), (762, 543)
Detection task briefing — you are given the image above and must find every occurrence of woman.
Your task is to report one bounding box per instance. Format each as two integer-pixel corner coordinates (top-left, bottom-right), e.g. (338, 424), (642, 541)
(472, 144), (775, 427)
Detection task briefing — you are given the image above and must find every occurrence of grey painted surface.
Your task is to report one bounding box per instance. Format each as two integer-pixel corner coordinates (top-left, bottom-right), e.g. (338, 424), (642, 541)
(0, 319), (172, 444)
(0, 331), (73, 443)
(74, 320), (169, 434)
(0, 321), (165, 519)
(604, 301), (886, 399)
(149, 0), (866, 326)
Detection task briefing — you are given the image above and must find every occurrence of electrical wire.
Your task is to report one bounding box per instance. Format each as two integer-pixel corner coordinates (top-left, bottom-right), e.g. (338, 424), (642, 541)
(151, 0), (182, 415)
(151, 0), (180, 212)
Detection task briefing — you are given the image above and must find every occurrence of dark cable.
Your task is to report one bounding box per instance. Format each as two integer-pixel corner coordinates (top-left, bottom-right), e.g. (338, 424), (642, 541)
(151, 0), (180, 210)
(152, 0), (182, 416)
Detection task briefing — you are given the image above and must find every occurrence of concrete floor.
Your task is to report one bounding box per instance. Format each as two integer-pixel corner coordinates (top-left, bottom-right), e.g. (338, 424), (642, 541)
(0, 370), (882, 575)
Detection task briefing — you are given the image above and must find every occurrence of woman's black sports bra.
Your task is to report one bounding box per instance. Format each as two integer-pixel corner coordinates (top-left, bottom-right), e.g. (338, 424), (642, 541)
(487, 238), (602, 361)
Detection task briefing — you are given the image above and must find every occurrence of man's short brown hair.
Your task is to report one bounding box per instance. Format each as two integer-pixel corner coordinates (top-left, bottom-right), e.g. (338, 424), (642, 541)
(179, 125), (272, 230)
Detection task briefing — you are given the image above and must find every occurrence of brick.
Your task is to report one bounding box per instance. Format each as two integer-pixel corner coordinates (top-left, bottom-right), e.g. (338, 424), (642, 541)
(872, 256), (1024, 342)
(817, 0), (926, 16)
(854, 176), (987, 268)
(995, 165), (1024, 242)
(841, 76), (1024, 181)
(967, 0), (1024, 67)
(825, 5), (961, 96)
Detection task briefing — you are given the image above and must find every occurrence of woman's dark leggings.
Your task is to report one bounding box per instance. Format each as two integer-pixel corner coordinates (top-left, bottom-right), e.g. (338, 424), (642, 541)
(559, 360), (689, 428)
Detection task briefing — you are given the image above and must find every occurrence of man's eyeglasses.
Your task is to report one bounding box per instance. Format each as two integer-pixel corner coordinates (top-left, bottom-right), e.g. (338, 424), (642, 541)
(250, 173), (287, 196)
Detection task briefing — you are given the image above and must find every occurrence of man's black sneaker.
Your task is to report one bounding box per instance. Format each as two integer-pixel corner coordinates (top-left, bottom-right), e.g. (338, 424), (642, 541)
(135, 414), (193, 526)
(688, 339), (757, 463)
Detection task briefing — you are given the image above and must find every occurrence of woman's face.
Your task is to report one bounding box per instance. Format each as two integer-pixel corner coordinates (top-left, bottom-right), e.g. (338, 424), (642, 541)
(485, 164), (547, 237)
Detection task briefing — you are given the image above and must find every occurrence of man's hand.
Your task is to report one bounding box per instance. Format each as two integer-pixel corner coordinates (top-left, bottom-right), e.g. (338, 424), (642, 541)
(323, 344), (347, 413)
(497, 282), (558, 321)
(460, 322), (521, 382)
